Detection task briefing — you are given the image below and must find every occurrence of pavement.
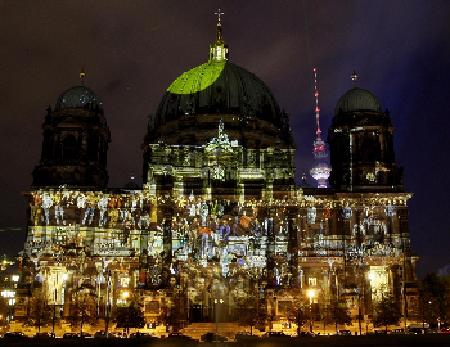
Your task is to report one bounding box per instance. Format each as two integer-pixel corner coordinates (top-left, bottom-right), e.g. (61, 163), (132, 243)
(1, 334), (450, 346)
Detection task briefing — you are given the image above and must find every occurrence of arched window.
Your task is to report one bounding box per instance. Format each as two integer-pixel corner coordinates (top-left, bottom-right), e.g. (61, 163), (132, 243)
(42, 131), (54, 159)
(87, 133), (99, 161)
(62, 135), (78, 163)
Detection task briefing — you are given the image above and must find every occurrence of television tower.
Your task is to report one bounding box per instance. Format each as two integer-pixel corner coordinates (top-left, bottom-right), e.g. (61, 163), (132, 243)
(310, 67), (331, 188)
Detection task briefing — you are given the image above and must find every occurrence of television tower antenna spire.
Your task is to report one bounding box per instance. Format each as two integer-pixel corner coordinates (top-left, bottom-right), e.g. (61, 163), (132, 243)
(313, 67), (322, 141)
(310, 67), (331, 188)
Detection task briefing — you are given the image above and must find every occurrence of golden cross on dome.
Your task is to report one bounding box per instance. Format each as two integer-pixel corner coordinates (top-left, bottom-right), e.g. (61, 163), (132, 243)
(351, 70), (359, 83)
(214, 8), (224, 24)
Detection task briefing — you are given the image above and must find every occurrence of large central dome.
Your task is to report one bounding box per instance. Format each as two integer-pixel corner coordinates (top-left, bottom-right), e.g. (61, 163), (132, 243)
(147, 22), (292, 148)
(157, 59), (281, 126)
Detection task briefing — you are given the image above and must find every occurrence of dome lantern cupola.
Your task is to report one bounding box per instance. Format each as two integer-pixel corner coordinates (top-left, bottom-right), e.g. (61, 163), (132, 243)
(209, 8), (228, 61)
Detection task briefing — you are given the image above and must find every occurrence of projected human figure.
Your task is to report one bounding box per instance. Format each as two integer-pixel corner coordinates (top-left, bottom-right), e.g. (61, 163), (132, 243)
(42, 192), (53, 225)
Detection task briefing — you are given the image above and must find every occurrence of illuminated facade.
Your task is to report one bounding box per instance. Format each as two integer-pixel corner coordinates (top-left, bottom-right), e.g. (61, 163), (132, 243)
(18, 18), (418, 332)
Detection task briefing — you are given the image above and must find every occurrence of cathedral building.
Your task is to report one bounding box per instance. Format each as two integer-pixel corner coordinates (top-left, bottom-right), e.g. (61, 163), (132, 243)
(16, 18), (419, 333)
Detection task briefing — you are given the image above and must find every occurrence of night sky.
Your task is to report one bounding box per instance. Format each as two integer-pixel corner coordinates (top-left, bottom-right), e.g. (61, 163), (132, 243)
(1, 1), (449, 276)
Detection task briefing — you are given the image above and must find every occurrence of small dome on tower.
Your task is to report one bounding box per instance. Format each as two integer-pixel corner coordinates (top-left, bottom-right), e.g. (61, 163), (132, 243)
(56, 85), (101, 110)
(335, 87), (381, 115)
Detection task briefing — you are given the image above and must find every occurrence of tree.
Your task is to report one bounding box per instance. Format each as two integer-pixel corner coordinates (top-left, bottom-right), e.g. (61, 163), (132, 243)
(286, 302), (309, 336)
(68, 299), (96, 335)
(295, 308), (310, 335)
(116, 301), (145, 335)
(0, 299), (8, 326)
(30, 296), (52, 332)
(374, 296), (401, 332)
(326, 301), (352, 333)
(238, 306), (261, 335)
(420, 273), (450, 326)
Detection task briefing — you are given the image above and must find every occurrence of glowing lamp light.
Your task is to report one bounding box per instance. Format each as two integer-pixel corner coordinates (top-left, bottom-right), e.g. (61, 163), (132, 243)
(62, 273), (69, 281)
(11, 275), (19, 282)
(307, 289), (316, 300)
(121, 291), (130, 299)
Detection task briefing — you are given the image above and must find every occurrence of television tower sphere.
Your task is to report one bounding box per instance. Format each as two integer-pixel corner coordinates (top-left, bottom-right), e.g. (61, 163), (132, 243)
(310, 161), (331, 188)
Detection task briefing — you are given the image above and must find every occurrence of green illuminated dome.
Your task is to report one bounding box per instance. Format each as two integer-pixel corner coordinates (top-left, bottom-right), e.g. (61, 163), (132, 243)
(166, 60), (226, 95)
(157, 60), (281, 124)
(146, 21), (294, 149)
(335, 87), (381, 115)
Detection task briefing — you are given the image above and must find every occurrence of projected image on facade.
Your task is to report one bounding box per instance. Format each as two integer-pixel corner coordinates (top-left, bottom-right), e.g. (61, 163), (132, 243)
(14, 12), (419, 337)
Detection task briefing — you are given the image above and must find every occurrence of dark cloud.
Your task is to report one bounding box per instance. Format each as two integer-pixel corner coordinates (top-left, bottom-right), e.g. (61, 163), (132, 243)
(1, 0), (449, 276)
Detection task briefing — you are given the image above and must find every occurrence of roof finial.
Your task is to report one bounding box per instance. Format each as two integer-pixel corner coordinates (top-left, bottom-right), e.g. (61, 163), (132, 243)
(351, 70), (358, 84)
(80, 68), (86, 85)
(214, 8), (224, 41)
(214, 8), (224, 25)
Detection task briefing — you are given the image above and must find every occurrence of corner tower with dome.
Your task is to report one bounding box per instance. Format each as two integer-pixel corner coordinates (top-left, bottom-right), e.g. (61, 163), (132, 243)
(18, 16), (419, 335)
(32, 73), (110, 188)
(328, 73), (403, 191)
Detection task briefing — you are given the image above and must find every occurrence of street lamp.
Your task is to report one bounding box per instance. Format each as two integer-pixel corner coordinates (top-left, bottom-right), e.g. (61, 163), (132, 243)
(428, 300), (433, 329)
(52, 288), (57, 336)
(105, 270), (112, 336)
(307, 289), (316, 333)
